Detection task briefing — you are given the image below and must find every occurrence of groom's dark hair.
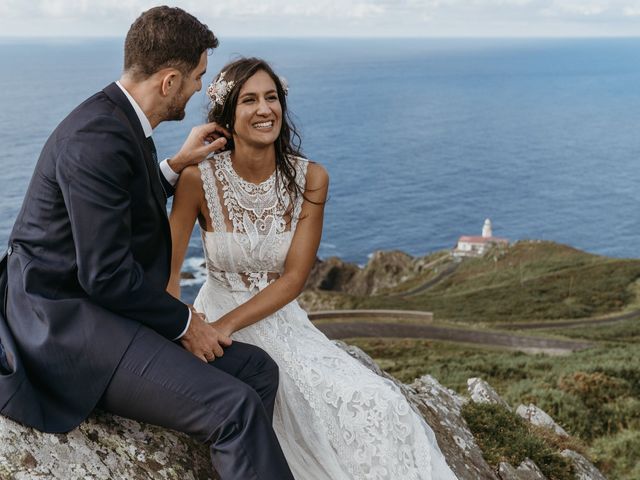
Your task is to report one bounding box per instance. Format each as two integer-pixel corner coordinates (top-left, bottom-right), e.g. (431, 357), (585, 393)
(124, 6), (218, 80)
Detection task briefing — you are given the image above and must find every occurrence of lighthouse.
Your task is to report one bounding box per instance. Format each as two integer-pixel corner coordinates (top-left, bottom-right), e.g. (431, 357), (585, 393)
(482, 219), (492, 238)
(453, 218), (508, 257)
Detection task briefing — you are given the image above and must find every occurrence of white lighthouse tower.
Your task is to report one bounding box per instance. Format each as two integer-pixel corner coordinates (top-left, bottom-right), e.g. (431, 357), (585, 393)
(482, 218), (493, 238)
(453, 218), (508, 257)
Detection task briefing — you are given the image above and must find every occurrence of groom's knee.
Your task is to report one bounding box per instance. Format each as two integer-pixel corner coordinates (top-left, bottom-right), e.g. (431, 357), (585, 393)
(247, 345), (280, 398)
(257, 349), (279, 384)
(204, 383), (264, 443)
(227, 341), (280, 391)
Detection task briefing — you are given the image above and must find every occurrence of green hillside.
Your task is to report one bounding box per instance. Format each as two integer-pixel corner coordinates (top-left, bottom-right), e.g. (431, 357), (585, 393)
(316, 241), (640, 324)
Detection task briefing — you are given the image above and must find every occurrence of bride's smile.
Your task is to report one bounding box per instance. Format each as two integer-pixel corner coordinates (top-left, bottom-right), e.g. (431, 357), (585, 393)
(233, 69), (282, 148)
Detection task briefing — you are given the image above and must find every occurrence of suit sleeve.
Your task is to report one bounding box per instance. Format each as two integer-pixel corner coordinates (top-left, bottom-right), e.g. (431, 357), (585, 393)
(56, 115), (189, 340)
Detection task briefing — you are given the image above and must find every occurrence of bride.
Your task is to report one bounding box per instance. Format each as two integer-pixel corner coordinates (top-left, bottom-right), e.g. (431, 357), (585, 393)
(168, 57), (458, 480)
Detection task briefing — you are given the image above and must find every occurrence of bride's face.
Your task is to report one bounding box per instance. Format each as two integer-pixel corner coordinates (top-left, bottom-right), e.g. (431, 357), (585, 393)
(233, 70), (282, 149)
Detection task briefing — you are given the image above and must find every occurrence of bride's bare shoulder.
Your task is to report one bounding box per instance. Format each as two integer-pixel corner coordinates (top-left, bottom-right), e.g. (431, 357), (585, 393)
(174, 163), (207, 206)
(305, 161), (329, 190)
(176, 164), (203, 189)
(299, 159), (328, 203)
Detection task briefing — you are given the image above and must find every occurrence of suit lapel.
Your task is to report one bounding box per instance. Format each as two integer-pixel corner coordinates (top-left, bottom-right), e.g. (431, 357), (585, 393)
(102, 83), (168, 216)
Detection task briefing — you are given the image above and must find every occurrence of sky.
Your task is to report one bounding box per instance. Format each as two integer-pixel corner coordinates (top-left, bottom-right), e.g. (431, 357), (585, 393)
(0, 0), (639, 37)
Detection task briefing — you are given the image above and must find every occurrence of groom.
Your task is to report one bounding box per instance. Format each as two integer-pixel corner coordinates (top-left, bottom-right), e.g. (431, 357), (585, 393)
(0, 6), (294, 479)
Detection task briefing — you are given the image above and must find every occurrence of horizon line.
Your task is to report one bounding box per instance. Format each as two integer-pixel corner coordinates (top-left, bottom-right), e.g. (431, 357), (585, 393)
(2, 34), (640, 40)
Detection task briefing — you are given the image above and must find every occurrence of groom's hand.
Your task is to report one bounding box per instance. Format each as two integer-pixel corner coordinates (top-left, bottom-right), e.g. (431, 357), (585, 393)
(180, 306), (232, 362)
(168, 122), (231, 174)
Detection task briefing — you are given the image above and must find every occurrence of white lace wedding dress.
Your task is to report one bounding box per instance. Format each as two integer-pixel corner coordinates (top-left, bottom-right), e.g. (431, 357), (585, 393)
(193, 151), (458, 480)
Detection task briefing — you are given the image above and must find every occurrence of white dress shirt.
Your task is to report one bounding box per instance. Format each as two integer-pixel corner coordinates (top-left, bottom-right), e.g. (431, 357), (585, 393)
(115, 81), (191, 340)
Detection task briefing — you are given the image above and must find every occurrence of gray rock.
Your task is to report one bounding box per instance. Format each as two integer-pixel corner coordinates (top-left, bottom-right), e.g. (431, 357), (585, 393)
(497, 459), (548, 480)
(304, 251), (421, 297)
(561, 449), (607, 480)
(498, 462), (520, 479)
(516, 403), (569, 437)
(411, 375), (499, 479)
(0, 410), (217, 479)
(467, 377), (510, 409)
(516, 458), (548, 479)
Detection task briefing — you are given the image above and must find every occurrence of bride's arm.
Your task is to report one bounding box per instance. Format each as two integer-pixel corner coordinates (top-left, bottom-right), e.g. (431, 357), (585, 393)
(167, 166), (205, 299)
(211, 162), (329, 336)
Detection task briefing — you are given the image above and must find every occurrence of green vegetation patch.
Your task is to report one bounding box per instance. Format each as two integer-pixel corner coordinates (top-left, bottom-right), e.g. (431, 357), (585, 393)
(318, 242), (640, 323)
(591, 429), (640, 480)
(347, 338), (640, 479)
(461, 402), (574, 480)
(539, 317), (640, 343)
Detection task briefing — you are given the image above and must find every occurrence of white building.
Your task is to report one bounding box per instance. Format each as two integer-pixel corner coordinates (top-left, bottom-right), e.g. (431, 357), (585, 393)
(453, 219), (509, 257)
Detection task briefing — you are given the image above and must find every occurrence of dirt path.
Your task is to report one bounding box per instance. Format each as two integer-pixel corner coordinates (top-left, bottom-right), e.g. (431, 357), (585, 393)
(315, 321), (592, 354)
(495, 309), (640, 330)
(310, 306), (638, 352)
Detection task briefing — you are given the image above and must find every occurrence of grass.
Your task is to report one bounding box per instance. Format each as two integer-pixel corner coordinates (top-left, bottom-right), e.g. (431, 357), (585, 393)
(346, 337), (640, 479)
(536, 317), (640, 343)
(461, 402), (574, 479)
(309, 241), (640, 324)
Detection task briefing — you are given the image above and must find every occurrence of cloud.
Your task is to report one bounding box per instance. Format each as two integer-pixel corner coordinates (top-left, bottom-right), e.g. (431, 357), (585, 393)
(1, 0), (389, 20)
(1, 0), (639, 36)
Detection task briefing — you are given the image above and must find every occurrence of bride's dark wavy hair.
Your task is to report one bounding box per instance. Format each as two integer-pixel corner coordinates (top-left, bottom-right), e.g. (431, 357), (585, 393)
(207, 57), (307, 213)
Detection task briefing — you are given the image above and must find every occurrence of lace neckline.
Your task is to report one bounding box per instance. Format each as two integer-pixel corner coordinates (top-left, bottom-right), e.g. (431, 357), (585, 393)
(220, 150), (276, 189)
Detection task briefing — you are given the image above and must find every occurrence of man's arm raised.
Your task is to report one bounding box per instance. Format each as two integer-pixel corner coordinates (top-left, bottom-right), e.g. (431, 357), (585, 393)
(57, 115), (189, 340)
(159, 122), (230, 196)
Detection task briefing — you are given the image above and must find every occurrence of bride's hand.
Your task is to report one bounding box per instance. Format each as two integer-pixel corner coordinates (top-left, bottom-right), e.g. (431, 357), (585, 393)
(167, 122), (231, 174)
(209, 316), (235, 339)
(180, 306), (232, 362)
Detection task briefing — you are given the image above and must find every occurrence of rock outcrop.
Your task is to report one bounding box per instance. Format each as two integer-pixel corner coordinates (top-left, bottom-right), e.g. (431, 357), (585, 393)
(304, 251), (428, 297)
(498, 458), (548, 480)
(300, 251), (453, 311)
(561, 449), (607, 480)
(467, 377), (511, 409)
(0, 345), (606, 480)
(516, 404), (569, 437)
(0, 410), (215, 480)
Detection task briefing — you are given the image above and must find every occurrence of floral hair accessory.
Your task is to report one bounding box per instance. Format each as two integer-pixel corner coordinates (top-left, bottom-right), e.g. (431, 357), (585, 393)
(207, 71), (235, 106)
(206, 72), (290, 107)
(279, 76), (289, 96)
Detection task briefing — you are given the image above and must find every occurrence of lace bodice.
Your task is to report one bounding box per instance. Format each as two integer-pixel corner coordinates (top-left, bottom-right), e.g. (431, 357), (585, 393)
(199, 151), (308, 292)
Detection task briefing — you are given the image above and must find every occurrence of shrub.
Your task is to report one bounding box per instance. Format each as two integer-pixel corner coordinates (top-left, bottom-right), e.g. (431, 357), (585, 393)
(461, 402), (574, 480)
(591, 429), (640, 480)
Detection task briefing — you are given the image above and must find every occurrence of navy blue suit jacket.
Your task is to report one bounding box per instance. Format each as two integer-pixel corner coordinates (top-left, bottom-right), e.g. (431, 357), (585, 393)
(0, 83), (188, 432)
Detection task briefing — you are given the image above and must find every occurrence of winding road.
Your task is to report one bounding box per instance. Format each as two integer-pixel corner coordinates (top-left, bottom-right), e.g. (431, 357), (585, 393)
(306, 307), (635, 353)
(314, 320), (592, 353)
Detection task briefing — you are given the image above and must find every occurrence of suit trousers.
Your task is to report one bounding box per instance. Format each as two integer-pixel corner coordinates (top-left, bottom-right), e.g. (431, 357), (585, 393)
(98, 325), (294, 480)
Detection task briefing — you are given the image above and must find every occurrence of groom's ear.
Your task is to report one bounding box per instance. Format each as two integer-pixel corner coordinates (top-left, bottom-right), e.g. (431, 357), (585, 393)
(159, 69), (183, 97)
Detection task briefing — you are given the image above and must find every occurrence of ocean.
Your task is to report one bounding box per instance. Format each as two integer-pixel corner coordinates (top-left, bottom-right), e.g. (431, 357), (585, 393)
(2, 37), (640, 301)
